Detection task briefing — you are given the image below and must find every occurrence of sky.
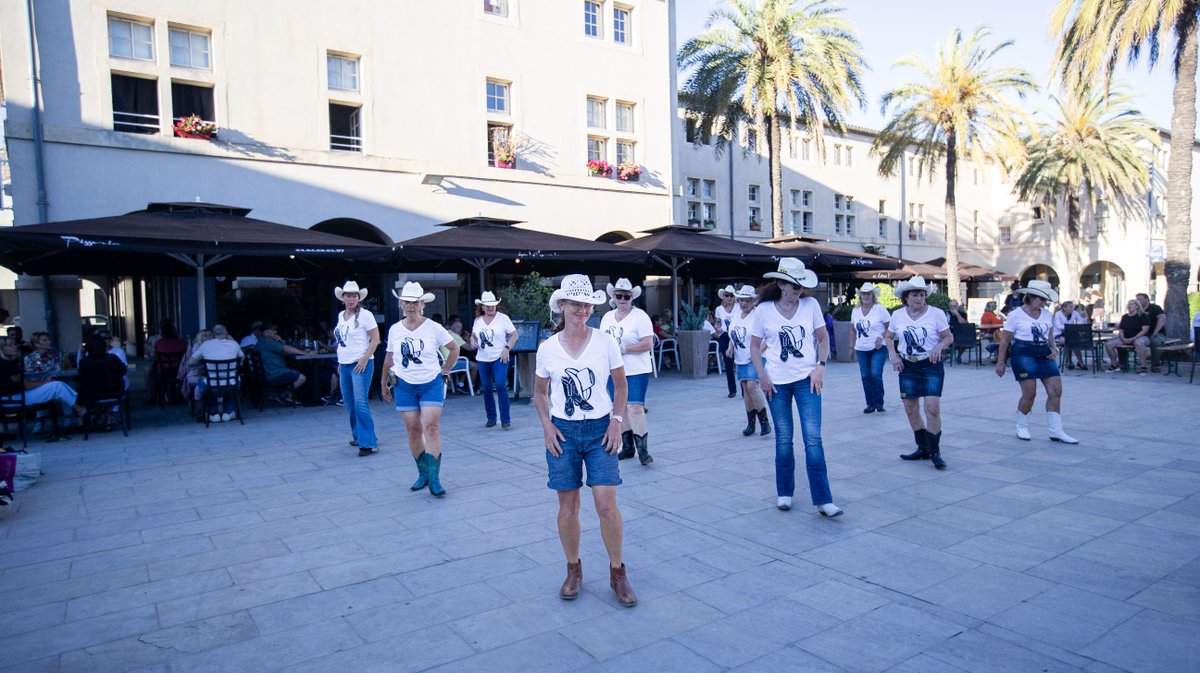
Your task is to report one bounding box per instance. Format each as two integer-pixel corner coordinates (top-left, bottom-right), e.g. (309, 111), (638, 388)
(675, 0), (1180, 132)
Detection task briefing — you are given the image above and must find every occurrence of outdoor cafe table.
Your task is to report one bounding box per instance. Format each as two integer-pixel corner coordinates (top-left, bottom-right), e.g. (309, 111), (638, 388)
(291, 353), (338, 405)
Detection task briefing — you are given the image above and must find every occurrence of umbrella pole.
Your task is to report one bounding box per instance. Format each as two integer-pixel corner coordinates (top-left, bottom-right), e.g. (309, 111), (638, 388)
(196, 262), (206, 330)
(672, 258), (680, 331)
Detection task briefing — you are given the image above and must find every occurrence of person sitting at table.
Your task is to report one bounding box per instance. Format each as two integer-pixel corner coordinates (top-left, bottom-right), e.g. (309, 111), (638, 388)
(23, 331), (64, 382)
(257, 322), (310, 405)
(1104, 300), (1151, 374)
(6, 326), (31, 356)
(980, 301), (1004, 363)
(1052, 300), (1088, 370)
(179, 330), (212, 412)
(0, 335), (86, 421)
(75, 329), (129, 388)
(239, 321), (263, 349)
(189, 324), (245, 422)
(1135, 293), (1167, 372)
(77, 332), (129, 429)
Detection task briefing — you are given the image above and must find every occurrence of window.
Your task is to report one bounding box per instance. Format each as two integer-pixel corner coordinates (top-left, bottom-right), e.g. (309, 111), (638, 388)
(846, 215), (855, 236)
(972, 210), (980, 244)
(111, 74), (159, 134)
(1032, 205), (1044, 221)
(746, 128), (757, 153)
(687, 201), (700, 224)
(790, 210), (801, 234)
(801, 139), (810, 161)
(327, 54), (359, 92)
(616, 140), (635, 165)
(484, 0), (508, 16)
(613, 5), (631, 44)
(845, 146), (853, 167)
(878, 199), (886, 215)
(686, 178), (699, 197)
(845, 195), (854, 212)
(171, 82), (214, 126)
(790, 190), (800, 208)
(684, 118), (699, 144)
(584, 1), (601, 38)
(702, 180), (715, 200)
(616, 102), (634, 133)
(702, 203), (716, 223)
(802, 190), (812, 207)
(688, 176), (719, 227)
(749, 207), (761, 229)
(973, 168), (981, 186)
(487, 123), (511, 165)
(486, 80), (510, 114)
(329, 103), (362, 152)
(878, 216), (888, 239)
(1095, 200), (1109, 236)
(834, 194), (844, 210)
(999, 226), (1012, 244)
(169, 28), (209, 69)
(587, 136), (606, 162)
(788, 136), (797, 159)
(748, 185), (760, 203)
(109, 16), (154, 61)
(834, 144), (842, 166)
(802, 211), (813, 234)
(586, 97), (606, 128)
(835, 214), (844, 235)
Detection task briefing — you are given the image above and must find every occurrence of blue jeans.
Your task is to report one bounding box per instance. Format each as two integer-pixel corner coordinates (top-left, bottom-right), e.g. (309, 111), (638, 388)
(477, 359), (510, 424)
(766, 378), (832, 505)
(856, 347), (887, 408)
(340, 361), (377, 449)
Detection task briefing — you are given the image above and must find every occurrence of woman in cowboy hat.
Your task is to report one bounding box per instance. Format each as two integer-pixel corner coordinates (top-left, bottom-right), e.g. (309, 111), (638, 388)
(851, 282), (891, 414)
(535, 274), (637, 608)
(470, 291), (519, 429)
(714, 285), (738, 398)
(381, 282), (459, 497)
(995, 280), (1078, 444)
(600, 278), (655, 465)
(727, 284), (770, 437)
(750, 258), (842, 517)
(334, 281), (381, 456)
(883, 276), (953, 470)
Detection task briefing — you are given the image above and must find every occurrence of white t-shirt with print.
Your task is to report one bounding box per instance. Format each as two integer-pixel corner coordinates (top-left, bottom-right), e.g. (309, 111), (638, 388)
(749, 298), (825, 384)
(889, 307), (950, 358)
(472, 313), (516, 363)
(1004, 306), (1053, 344)
(386, 318), (453, 385)
(536, 329), (624, 421)
(715, 304), (736, 333)
(1051, 309), (1085, 339)
(599, 307), (654, 376)
(335, 309), (379, 365)
(728, 308), (756, 365)
(851, 304), (891, 352)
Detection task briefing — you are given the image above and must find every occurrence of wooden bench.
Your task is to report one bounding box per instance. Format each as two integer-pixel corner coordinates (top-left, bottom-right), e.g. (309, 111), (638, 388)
(1159, 342), (1194, 377)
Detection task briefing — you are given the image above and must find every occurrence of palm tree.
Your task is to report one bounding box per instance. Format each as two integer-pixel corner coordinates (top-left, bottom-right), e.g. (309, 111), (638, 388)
(871, 27), (1035, 300)
(1051, 0), (1196, 339)
(1014, 85), (1159, 302)
(678, 0), (867, 238)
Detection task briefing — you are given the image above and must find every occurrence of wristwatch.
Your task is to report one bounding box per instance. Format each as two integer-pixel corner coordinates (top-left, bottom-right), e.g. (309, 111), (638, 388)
(817, 360), (827, 367)
(611, 415), (624, 423)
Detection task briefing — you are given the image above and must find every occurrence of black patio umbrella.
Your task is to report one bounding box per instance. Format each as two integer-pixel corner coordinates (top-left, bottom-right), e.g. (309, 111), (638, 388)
(849, 259), (949, 282)
(761, 236), (903, 273)
(395, 217), (649, 288)
(0, 202), (396, 325)
(923, 256), (1016, 282)
(616, 226), (781, 326)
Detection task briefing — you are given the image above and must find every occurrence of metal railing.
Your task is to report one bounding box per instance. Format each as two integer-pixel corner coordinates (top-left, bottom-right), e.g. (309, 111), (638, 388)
(330, 134), (362, 152)
(113, 111), (160, 134)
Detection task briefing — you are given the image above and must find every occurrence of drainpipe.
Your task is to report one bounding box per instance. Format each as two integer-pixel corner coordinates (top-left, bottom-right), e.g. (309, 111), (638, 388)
(26, 0), (56, 342)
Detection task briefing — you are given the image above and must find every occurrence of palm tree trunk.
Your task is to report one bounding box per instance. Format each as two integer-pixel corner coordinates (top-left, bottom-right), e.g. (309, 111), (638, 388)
(1065, 193), (1081, 304)
(768, 114), (783, 238)
(1164, 19), (1197, 340)
(944, 129), (961, 301)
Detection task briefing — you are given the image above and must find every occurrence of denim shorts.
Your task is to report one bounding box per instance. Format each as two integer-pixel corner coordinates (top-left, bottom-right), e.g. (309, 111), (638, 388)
(898, 358), (944, 398)
(1010, 340), (1061, 381)
(546, 416), (621, 490)
(736, 359), (765, 382)
(606, 373), (650, 406)
(267, 371), (300, 385)
(393, 375), (445, 411)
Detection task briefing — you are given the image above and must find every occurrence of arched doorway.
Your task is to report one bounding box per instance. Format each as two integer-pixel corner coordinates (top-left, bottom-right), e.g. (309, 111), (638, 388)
(310, 218), (392, 245)
(596, 231), (634, 244)
(1079, 261), (1126, 320)
(1020, 264), (1060, 288)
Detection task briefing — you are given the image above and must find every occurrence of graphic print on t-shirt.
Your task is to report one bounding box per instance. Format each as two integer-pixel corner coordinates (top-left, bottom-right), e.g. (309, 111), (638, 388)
(478, 329), (495, 349)
(1030, 323), (1048, 344)
(561, 367), (596, 416)
(604, 325), (624, 344)
(334, 326), (349, 348)
(778, 325), (805, 361)
(400, 338), (424, 367)
(903, 327), (929, 355)
(855, 319), (870, 339)
(731, 326), (747, 350)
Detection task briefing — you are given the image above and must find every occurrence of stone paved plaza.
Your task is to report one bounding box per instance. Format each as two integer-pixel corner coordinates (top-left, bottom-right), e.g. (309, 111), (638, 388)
(1, 360), (1197, 673)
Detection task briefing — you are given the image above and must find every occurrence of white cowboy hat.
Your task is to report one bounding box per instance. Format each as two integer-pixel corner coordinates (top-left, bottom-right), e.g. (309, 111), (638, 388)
(550, 274), (607, 313)
(1015, 279), (1059, 303)
(717, 285), (736, 300)
(604, 278), (643, 301)
(855, 282), (881, 297)
(334, 280), (368, 301)
(475, 291), (501, 307)
(763, 257), (818, 288)
(392, 281), (435, 303)
(733, 284), (756, 299)
(894, 276), (931, 297)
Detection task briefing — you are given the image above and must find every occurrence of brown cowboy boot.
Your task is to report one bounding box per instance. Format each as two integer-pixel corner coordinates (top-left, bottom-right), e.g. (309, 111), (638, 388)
(609, 564), (637, 607)
(560, 560), (582, 600)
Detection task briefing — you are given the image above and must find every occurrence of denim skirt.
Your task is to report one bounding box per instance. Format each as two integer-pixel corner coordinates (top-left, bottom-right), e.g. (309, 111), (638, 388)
(898, 358), (944, 399)
(1010, 340), (1060, 381)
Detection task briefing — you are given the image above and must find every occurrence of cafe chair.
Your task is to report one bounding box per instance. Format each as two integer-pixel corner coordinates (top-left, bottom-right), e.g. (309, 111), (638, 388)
(202, 358), (244, 427)
(0, 372), (61, 448)
(656, 336), (678, 373)
(77, 369), (130, 440)
(948, 323), (982, 366)
(1062, 324), (1100, 373)
(707, 340), (724, 374)
(155, 350), (185, 407)
(445, 356), (475, 396)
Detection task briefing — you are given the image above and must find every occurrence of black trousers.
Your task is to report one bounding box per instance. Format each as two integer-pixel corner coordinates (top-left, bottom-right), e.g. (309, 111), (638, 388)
(717, 332), (736, 394)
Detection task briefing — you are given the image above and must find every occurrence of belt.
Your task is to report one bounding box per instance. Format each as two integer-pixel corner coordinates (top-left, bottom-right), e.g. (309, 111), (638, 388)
(901, 354), (930, 363)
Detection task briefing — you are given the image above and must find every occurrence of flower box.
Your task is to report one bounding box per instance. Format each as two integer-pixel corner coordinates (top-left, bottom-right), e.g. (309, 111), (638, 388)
(702, 220), (716, 230)
(494, 157), (515, 169)
(616, 161), (641, 181)
(749, 219), (763, 232)
(586, 160), (613, 177)
(173, 114), (218, 141)
(175, 130), (214, 140)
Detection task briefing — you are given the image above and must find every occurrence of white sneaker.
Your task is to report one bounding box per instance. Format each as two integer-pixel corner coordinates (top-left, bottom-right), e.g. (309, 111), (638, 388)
(776, 496), (792, 511)
(221, 412), (235, 422)
(818, 503), (843, 517)
(208, 413), (221, 423)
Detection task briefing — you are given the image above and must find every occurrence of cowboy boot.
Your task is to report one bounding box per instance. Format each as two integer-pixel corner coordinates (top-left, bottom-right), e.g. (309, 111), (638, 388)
(900, 429), (930, 460)
(409, 452), (429, 491)
(758, 409), (771, 436)
(1047, 412), (1079, 444)
(634, 433), (653, 465)
(1016, 411), (1032, 441)
(560, 560), (582, 600)
(609, 564), (638, 607)
(742, 411), (757, 436)
(427, 453), (446, 497)
(618, 431), (636, 460)
(927, 431), (946, 470)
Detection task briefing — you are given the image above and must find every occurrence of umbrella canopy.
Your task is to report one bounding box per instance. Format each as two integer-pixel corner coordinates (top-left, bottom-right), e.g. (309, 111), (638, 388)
(849, 259), (948, 282)
(922, 257), (1016, 282)
(761, 236), (903, 273)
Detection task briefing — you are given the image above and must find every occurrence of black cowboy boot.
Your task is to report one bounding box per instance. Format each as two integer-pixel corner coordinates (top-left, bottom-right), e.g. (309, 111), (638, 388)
(618, 430), (635, 460)
(900, 429), (930, 461)
(927, 431), (946, 470)
(634, 433), (653, 465)
(742, 411), (757, 436)
(758, 409), (771, 436)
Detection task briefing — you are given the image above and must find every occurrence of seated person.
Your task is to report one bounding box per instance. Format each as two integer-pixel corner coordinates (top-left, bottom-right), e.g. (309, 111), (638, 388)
(148, 322), (189, 402)
(256, 322), (310, 404)
(179, 330), (213, 409)
(77, 333), (129, 428)
(76, 330), (129, 389)
(979, 301), (1003, 362)
(946, 299), (971, 362)
(6, 326), (32, 356)
(1052, 300), (1088, 369)
(23, 331), (64, 382)
(239, 321), (263, 349)
(1104, 300), (1151, 373)
(189, 324), (245, 421)
(0, 336), (86, 421)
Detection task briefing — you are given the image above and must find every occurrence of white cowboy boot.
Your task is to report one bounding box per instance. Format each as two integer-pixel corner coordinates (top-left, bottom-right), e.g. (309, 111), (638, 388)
(1047, 412), (1079, 444)
(1016, 411), (1032, 441)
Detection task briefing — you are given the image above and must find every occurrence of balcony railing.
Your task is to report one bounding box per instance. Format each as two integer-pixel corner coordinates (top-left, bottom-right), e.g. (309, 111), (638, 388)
(114, 111), (160, 134)
(330, 134), (362, 153)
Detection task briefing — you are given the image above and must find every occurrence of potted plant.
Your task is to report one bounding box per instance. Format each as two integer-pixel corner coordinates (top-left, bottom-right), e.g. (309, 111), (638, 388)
(748, 217), (762, 232)
(675, 302), (711, 379)
(702, 219), (716, 230)
(586, 159), (612, 177)
(616, 161), (641, 182)
(494, 272), (554, 391)
(173, 114), (218, 140)
(491, 127), (517, 168)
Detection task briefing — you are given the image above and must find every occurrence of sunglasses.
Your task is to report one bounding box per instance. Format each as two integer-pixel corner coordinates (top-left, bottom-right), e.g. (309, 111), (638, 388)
(614, 294), (633, 300)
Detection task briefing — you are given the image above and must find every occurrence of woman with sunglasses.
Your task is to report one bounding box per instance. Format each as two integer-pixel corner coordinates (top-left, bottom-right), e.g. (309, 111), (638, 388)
(727, 284), (770, 436)
(333, 281), (380, 456)
(600, 278), (654, 465)
(471, 291), (519, 429)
